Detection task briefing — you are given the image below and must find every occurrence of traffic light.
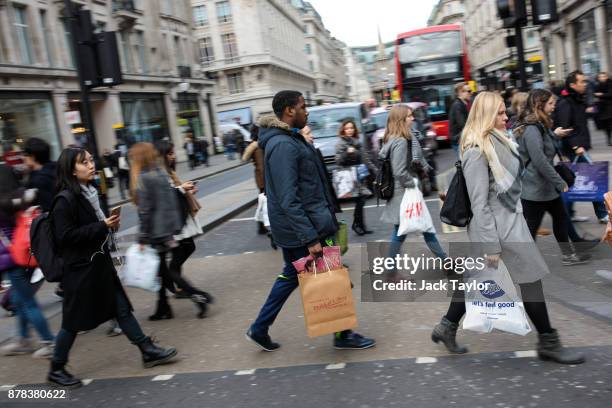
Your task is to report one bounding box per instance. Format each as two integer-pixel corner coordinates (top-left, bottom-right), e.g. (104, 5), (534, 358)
(497, 0), (528, 28)
(95, 32), (123, 87)
(531, 0), (559, 25)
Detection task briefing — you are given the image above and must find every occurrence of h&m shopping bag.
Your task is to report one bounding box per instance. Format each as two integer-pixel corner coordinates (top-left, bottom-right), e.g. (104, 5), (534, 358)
(254, 193), (270, 227)
(332, 168), (358, 199)
(397, 186), (434, 236)
(121, 244), (161, 292)
(293, 247), (357, 337)
(463, 260), (531, 336)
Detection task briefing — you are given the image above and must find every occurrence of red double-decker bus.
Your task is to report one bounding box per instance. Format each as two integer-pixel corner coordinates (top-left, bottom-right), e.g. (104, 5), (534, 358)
(395, 24), (471, 144)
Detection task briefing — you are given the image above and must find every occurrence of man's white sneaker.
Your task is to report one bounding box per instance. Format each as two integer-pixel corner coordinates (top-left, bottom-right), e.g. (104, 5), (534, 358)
(599, 215), (609, 224)
(1, 338), (35, 356)
(32, 341), (54, 359)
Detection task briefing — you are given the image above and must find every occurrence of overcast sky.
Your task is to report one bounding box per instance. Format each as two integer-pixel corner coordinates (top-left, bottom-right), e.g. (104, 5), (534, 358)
(306, 0), (438, 47)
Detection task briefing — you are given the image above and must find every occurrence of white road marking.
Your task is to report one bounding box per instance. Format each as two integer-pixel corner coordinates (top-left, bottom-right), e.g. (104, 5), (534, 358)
(235, 369), (256, 375)
(0, 385), (16, 391)
(152, 375), (174, 381)
(82, 379), (93, 386)
(415, 357), (438, 364)
(514, 350), (537, 358)
(243, 251), (255, 254)
(325, 363), (346, 370)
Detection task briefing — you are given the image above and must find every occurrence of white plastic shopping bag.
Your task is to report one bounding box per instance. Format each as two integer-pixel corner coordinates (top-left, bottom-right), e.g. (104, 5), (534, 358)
(397, 186), (434, 235)
(332, 168), (357, 198)
(462, 260), (531, 336)
(121, 244), (161, 292)
(254, 193), (270, 227)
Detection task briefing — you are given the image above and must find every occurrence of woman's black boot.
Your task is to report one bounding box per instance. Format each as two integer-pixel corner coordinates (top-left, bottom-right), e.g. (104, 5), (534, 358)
(148, 299), (173, 321)
(431, 317), (468, 354)
(136, 337), (178, 368)
(48, 362), (82, 389)
(537, 329), (585, 364)
(191, 292), (213, 319)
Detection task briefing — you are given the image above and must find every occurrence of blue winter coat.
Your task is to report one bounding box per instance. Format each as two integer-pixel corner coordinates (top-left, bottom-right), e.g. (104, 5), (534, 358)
(258, 115), (338, 249)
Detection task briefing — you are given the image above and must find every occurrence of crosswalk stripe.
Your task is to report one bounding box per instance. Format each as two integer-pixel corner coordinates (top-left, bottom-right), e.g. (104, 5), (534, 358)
(514, 350), (537, 358)
(415, 357), (437, 364)
(235, 369), (256, 375)
(152, 375), (174, 381)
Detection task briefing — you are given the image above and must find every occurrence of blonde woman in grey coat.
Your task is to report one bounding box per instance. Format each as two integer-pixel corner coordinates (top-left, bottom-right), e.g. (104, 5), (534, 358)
(379, 105), (447, 282)
(431, 92), (584, 365)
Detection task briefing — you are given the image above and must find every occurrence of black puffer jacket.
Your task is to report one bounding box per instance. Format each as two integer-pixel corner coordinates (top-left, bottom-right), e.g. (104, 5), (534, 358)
(448, 98), (469, 144)
(553, 89), (591, 152)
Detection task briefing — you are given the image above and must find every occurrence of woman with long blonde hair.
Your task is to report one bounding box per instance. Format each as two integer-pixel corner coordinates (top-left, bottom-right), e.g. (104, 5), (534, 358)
(130, 142), (209, 320)
(432, 92), (584, 365)
(378, 105), (447, 281)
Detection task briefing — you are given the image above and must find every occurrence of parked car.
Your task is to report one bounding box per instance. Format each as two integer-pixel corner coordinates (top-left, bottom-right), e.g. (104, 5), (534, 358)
(307, 102), (378, 171)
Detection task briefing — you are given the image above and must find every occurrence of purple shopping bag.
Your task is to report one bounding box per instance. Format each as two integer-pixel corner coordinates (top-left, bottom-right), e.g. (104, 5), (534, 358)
(563, 161), (609, 202)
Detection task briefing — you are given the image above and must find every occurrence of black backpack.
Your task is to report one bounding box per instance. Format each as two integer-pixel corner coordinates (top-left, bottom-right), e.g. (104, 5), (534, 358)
(440, 161), (472, 227)
(30, 191), (73, 282)
(373, 148), (394, 204)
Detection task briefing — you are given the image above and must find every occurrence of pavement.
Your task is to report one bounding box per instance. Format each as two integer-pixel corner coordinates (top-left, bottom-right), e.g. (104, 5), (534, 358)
(0, 130), (610, 407)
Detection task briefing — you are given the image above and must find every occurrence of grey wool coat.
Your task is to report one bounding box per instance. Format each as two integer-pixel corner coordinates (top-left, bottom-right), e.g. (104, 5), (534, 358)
(462, 147), (549, 284)
(379, 137), (418, 225)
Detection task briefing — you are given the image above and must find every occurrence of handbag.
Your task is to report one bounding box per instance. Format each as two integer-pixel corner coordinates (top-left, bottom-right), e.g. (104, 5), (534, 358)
(0, 230), (15, 271)
(10, 207), (40, 268)
(440, 161), (473, 227)
(524, 124), (576, 187)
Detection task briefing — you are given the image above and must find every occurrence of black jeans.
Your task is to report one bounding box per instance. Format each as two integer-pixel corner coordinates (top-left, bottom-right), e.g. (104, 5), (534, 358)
(522, 197), (572, 255)
(353, 196), (366, 227)
(444, 280), (552, 334)
(53, 287), (146, 366)
(157, 238), (201, 305)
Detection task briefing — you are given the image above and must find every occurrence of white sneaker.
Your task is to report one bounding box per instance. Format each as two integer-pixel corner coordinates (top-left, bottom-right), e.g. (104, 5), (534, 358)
(596, 270), (612, 282)
(599, 215), (609, 224)
(1, 338), (35, 356)
(32, 341), (54, 359)
(571, 216), (590, 222)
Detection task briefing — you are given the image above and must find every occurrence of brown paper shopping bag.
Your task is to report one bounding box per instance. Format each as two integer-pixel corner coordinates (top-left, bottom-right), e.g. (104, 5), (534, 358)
(297, 258), (358, 337)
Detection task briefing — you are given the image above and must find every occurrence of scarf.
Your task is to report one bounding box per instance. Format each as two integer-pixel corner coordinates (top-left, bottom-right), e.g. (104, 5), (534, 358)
(487, 130), (523, 212)
(80, 184), (106, 222)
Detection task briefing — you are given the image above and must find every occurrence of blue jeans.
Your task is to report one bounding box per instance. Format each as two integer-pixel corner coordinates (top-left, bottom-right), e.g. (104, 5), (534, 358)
(225, 144), (236, 160)
(451, 142), (460, 160)
(388, 225), (448, 260)
(53, 287), (146, 365)
(251, 240), (350, 338)
(7, 267), (54, 342)
(565, 152), (607, 220)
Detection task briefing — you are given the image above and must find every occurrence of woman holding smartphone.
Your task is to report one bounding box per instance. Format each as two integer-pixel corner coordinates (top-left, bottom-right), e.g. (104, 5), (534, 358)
(50, 148), (177, 388)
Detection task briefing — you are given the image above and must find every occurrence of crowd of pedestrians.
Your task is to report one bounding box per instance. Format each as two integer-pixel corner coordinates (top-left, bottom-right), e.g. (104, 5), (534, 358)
(0, 69), (610, 388)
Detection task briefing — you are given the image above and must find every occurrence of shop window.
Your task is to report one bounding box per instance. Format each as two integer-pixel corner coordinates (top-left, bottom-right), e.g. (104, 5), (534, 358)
(120, 94), (169, 145)
(227, 73), (244, 94)
(216, 1), (232, 24)
(0, 94), (61, 161)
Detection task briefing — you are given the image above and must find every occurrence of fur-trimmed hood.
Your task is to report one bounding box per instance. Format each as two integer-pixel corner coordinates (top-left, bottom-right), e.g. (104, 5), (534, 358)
(257, 115), (294, 151)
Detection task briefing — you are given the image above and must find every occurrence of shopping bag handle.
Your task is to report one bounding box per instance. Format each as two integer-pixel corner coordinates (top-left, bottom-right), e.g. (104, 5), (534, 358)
(573, 152), (593, 164)
(311, 256), (333, 277)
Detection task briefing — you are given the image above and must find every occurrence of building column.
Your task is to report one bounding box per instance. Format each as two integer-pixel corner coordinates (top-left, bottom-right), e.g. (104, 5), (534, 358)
(198, 90), (214, 151)
(563, 21), (578, 73)
(51, 90), (72, 148)
(93, 91), (123, 153)
(594, 3), (610, 73)
(163, 92), (184, 160)
(0, 6), (17, 63)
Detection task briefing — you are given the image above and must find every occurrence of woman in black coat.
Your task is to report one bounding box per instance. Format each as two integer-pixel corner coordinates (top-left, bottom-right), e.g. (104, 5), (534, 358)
(595, 72), (612, 146)
(49, 148), (177, 389)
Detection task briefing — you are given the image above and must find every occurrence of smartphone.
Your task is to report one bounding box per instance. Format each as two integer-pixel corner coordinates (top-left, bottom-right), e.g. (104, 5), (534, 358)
(110, 206), (122, 218)
(192, 180), (199, 185)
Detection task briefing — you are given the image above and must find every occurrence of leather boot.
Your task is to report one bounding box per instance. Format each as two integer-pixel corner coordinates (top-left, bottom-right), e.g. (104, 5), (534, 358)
(537, 329), (585, 364)
(136, 337), (178, 368)
(148, 298), (173, 321)
(48, 362), (82, 388)
(431, 317), (468, 354)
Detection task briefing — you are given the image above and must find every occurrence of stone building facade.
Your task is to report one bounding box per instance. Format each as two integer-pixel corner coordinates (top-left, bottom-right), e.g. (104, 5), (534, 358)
(428, 0), (465, 26)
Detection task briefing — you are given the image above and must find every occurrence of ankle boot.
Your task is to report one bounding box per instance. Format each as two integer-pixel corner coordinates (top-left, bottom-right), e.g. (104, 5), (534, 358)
(191, 293), (209, 319)
(136, 337), (178, 368)
(148, 299), (173, 321)
(48, 362), (82, 388)
(352, 222), (366, 236)
(537, 329), (585, 364)
(431, 317), (468, 354)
